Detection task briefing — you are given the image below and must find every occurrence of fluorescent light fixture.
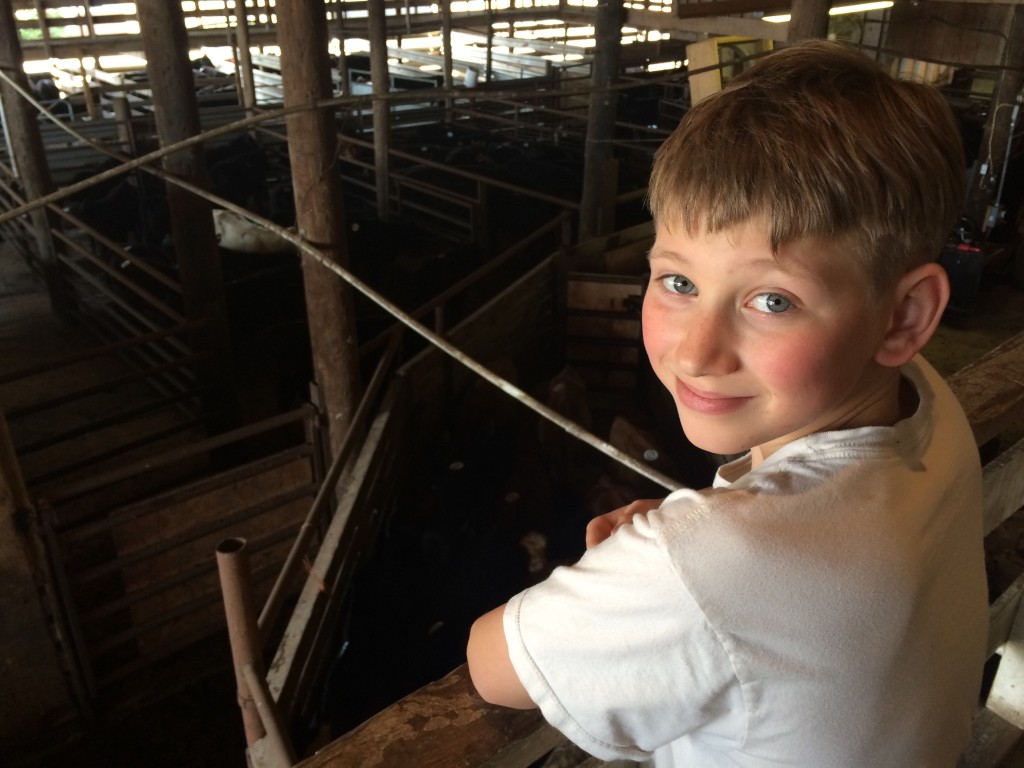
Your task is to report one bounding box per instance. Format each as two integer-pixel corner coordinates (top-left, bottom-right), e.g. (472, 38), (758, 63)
(763, 0), (892, 23)
(648, 60), (683, 72)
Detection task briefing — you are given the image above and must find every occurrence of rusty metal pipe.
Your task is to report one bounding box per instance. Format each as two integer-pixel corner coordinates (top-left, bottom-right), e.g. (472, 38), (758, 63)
(216, 537), (268, 748)
(242, 661), (296, 767)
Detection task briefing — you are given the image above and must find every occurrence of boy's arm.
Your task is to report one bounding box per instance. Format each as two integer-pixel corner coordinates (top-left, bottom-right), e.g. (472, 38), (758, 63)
(466, 604), (537, 709)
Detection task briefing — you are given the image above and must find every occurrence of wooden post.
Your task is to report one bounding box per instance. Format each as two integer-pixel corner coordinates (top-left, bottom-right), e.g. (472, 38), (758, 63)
(334, 9), (351, 97)
(234, 0), (258, 113)
(0, 0), (68, 316)
(277, 0), (362, 460)
(367, 0), (391, 221)
(441, 0), (454, 115)
(135, 0), (236, 434)
(578, 0), (624, 243)
(486, 10), (494, 84)
(787, 0), (831, 41)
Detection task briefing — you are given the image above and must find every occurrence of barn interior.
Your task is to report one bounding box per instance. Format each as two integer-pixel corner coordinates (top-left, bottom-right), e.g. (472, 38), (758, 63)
(1, 0), (1023, 766)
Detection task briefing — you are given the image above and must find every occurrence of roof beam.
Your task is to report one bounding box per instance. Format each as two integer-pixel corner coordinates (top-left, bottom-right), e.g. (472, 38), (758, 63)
(626, 8), (788, 41)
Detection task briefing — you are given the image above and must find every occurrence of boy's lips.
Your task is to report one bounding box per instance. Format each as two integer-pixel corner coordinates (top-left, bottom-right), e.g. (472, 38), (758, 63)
(674, 379), (752, 415)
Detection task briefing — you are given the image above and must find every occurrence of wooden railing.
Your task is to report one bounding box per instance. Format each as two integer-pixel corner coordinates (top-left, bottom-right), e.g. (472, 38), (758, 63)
(293, 330), (1024, 768)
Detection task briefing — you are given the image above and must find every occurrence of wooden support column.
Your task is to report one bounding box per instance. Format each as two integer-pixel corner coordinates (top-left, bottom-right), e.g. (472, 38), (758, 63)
(234, 0), (258, 113)
(135, 0), (236, 434)
(441, 0), (454, 115)
(367, 0), (391, 221)
(0, 0), (67, 316)
(277, 0), (362, 459)
(486, 13), (494, 84)
(578, 0), (624, 244)
(787, 0), (830, 41)
(335, 10), (351, 97)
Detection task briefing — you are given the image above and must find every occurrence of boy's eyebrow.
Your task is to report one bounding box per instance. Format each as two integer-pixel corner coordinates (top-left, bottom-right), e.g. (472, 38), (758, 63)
(647, 245), (680, 262)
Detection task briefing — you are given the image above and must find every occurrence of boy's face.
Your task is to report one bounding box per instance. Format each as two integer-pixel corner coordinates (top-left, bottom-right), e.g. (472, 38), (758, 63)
(643, 219), (899, 461)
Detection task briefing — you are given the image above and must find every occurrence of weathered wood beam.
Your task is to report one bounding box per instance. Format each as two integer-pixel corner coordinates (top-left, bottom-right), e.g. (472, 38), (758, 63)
(0, 0), (66, 314)
(278, 0), (363, 460)
(135, 0), (236, 434)
(626, 9), (788, 41)
(787, 0), (830, 39)
(673, 0), (786, 17)
(947, 330), (1024, 449)
(294, 665), (563, 768)
(579, 0), (625, 241)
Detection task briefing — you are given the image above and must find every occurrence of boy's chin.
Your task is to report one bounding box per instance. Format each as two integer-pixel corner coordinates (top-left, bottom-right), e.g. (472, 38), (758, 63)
(680, 424), (753, 459)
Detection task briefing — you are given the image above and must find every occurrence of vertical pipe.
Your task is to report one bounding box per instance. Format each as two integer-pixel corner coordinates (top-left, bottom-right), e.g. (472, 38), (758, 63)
(241, 663), (296, 767)
(217, 537), (267, 748)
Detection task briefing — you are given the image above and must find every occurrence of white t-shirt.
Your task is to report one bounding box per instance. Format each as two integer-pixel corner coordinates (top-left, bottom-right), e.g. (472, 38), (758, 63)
(505, 356), (988, 767)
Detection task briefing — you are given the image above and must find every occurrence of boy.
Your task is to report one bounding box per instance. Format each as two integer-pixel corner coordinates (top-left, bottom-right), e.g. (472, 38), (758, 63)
(466, 39), (988, 767)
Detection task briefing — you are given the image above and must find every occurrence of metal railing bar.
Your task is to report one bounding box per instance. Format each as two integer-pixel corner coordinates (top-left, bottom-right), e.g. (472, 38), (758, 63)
(42, 404), (314, 506)
(16, 387), (205, 456)
(49, 204), (183, 293)
(6, 353), (210, 420)
(35, 500), (100, 700)
(54, 240), (186, 329)
(25, 418), (205, 488)
(0, 322), (201, 385)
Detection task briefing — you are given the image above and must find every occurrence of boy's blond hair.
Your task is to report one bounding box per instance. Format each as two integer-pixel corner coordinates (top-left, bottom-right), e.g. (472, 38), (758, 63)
(648, 40), (965, 292)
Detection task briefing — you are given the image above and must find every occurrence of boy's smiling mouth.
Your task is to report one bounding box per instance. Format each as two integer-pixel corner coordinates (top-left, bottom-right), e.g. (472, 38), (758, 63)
(674, 379), (752, 415)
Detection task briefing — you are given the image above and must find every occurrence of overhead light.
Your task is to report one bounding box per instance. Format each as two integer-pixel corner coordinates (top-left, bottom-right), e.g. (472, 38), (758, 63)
(763, 1), (892, 23)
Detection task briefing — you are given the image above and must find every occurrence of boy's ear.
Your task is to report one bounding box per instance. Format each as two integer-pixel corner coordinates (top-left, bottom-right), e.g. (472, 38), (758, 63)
(874, 262), (950, 368)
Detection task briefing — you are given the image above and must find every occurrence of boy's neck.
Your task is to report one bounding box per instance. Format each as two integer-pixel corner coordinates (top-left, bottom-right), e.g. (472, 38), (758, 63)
(750, 367), (907, 469)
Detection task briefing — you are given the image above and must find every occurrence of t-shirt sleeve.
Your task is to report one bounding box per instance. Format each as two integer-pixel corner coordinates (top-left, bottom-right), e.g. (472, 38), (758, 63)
(503, 510), (746, 761)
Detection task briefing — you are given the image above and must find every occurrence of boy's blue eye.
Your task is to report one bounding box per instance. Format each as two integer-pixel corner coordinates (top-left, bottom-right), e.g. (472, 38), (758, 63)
(662, 275), (696, 295)
(751, 293), (791, 313)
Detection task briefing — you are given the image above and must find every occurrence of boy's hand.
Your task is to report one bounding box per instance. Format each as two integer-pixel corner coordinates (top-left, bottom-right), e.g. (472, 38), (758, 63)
(586, 498), (663, 549)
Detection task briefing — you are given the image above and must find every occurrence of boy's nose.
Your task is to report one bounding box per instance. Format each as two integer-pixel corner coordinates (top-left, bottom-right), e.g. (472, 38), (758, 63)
(674, 309), (739, 377)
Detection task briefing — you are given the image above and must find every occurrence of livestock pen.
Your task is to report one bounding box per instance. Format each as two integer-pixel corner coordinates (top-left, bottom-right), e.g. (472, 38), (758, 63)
(239, 322), (1024, 768)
